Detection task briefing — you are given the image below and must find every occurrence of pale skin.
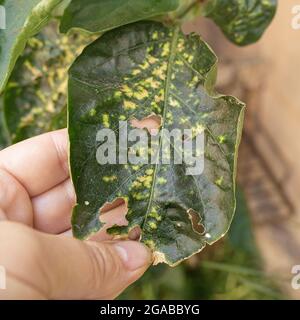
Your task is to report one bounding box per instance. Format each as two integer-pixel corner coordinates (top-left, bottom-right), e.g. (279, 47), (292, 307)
(0, 129), (152, 299)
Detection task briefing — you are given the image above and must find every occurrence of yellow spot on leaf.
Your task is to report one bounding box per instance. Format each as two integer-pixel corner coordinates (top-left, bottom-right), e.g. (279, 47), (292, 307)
(124, 100), (136, 110)
(149, 211), (162, 221)
(148, 221), (157, 229)
(218, 135), (226, 144)
(144, 239), (155, 248)
(162, 42), (170, 57)
(215, 176), (224, 187)
(140, 61), (150, 70)
(121, 85), (133, 97)
(89, 108), (96, 116)
(134, 86), (149, 100)
(102, 114), (110, 128)
(148, 56), (158, 64)
(152, 31), (158, 40)
(103, 175), (117, 182)
(169, 97), (179, 107)
(146, 169), (154, 175)
(132, 69), (141, 76)
(157, 177), (167, 185)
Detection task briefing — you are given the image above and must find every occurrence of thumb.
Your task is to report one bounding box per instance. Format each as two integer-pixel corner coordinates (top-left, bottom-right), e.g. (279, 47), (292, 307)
(0, 222), (152, 299)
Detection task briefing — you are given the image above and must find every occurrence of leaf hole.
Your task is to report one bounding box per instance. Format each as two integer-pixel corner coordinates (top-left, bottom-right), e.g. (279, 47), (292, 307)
(99, 199), (142, 241)
(130, 114), (162, 136)
(99, 197), (128, 228)
(100, 197), (126, 214)
(187, 209), (205, 235)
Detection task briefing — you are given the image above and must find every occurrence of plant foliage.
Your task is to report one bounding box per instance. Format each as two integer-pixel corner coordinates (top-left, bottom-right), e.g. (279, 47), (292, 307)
(68, 21), (244, 265)
(0, 0), (278, 266)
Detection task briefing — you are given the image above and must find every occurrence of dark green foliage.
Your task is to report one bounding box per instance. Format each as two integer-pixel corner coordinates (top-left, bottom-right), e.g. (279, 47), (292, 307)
(203, 0), (277, 45)
(60, 0), (180, 33)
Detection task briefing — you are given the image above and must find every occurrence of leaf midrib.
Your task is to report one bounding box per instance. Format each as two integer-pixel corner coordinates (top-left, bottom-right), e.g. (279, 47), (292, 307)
(142, 26), (180, 231)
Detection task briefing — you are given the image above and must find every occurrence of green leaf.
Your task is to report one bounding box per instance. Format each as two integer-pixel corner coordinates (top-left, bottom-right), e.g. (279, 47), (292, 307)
(203, 0), (277, 46)
(3, 22), (93, 143)
(68, 21), (245, 266)
(0, 96), (10, 149)
(60, 0), (180, 33)
(0, 0), (63, 94)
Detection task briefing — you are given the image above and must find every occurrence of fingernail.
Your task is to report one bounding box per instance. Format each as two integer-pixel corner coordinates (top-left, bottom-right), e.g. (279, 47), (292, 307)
(114, 241), (152, 271)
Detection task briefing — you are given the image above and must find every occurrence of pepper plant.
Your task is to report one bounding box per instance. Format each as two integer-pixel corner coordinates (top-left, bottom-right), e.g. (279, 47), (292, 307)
(0, 0), (277, 266)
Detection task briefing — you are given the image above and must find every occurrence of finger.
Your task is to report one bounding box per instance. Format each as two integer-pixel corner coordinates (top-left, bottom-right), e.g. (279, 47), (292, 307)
(61, 205), (128, 241)
(0, 221), (152, 300)
(0, 129), (68, 197)
(0, 208), (7, 221)
(60, 202), (128, 241)
(32, 179), (75, 234)
(33, 183), (128, 236)
(91, 203), (129, 241)
(0, 168), (33, 226)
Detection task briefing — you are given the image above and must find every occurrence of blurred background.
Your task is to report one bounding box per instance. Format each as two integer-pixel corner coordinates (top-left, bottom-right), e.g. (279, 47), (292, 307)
(1, 0), (300, 299)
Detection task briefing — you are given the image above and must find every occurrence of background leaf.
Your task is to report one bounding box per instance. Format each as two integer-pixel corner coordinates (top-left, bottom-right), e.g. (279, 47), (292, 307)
(60, 0), (180, 33)
(0, 96), (10, 149)
(203, 0), (277, 46)
(68, 21), (245, 265)
(0, 0), (64, 94)
(3, 21), (93, 143)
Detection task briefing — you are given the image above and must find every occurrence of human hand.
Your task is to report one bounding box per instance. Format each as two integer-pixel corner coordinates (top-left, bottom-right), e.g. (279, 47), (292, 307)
(0, 129), (152, 299)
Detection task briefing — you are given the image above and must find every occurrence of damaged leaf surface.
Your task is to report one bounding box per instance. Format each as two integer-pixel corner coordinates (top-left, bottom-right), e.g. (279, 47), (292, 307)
(68, 21), (245, 265)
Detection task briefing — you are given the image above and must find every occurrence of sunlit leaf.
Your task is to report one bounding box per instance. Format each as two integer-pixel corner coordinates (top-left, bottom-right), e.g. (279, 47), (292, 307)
(60, 0), (180, 33)
(0, 0), (64, 93)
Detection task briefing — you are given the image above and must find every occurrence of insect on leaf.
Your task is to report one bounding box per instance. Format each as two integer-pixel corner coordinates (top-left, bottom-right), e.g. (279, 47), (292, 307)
(68, 21), (245, 266)
(60, 0), (180, 33)
(203, 0), (278, 46)
(0, 0), (64, 94)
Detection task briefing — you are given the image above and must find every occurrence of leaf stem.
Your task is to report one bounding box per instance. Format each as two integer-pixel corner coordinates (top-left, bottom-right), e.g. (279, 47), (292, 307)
(176, 0), (204, 20)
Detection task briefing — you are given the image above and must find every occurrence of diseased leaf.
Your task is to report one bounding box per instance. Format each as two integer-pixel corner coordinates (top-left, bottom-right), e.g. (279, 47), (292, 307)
(3, 22), (93, 143)
(203, 0), (277, 46)
(0, 0), (64, 94)
(60, 0), (180, 33)
(68, 21), (245, 266)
